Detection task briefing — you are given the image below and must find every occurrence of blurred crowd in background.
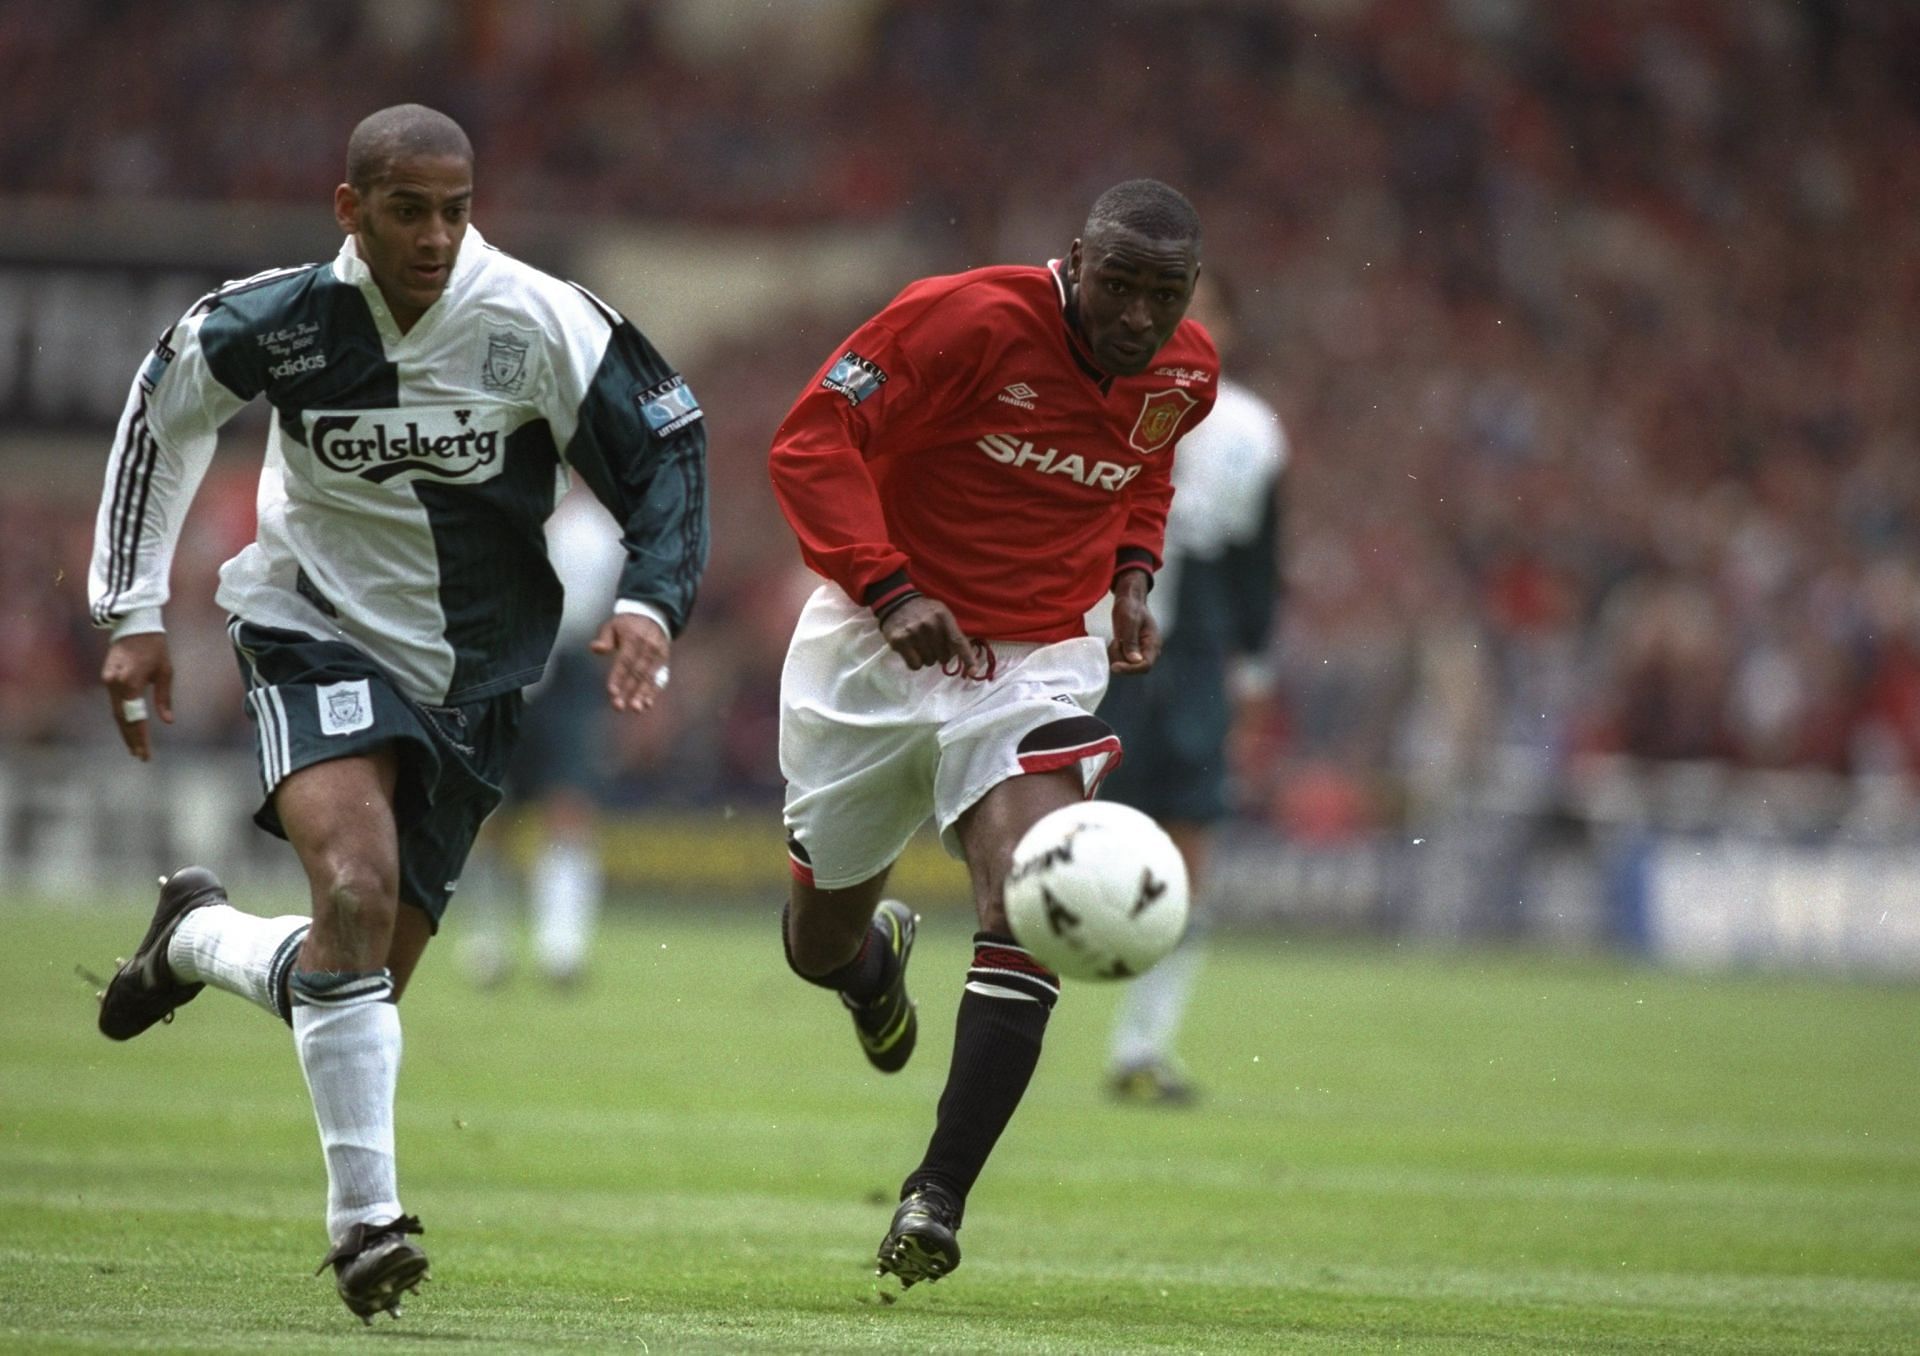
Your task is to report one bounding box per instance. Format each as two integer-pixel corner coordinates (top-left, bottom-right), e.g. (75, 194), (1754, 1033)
(6, 0), (1920, 846)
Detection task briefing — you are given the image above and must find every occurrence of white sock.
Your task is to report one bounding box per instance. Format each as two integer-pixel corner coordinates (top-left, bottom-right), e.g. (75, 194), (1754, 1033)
(166, 904), (309, 1019)
(1109, 929), (1207, 1070)
(291, 974), (403, 1242)
(531, 839), (601, 979)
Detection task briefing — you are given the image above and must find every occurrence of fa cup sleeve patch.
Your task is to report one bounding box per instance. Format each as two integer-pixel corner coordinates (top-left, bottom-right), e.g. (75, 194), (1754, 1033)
(821, 351), (888, 406)
(636, 375), (705, 438)
(138, 336), (177, 393)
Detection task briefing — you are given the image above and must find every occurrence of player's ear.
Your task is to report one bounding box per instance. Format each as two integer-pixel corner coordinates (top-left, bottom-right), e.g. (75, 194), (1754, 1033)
(333, 183), (361, 235)
(1067, 237), (1083, 278)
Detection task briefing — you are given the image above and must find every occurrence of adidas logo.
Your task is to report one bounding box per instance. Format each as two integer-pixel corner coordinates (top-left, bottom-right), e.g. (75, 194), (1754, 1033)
(997, 382), (1038, 410)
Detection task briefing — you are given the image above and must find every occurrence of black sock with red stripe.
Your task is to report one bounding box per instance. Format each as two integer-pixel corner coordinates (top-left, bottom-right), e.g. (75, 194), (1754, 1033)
(782, 903), (894, 1002)
(902, 932), (1059, 1213)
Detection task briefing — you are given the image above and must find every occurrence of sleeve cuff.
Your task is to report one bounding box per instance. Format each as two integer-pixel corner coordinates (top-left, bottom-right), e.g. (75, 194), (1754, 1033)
(614, 598), (674, 636)
(1113, 547), (1157, 593)
(108, 608), (165, 640)
(862, 568), (920, 622)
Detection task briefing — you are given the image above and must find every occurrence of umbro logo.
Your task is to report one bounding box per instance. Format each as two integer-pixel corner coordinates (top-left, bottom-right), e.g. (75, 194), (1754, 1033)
(997, 382), (1038, 410)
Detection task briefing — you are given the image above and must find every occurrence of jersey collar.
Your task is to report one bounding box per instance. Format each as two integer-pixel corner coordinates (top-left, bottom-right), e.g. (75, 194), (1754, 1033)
(1047, 258), (1114, 392)
(335, 225), (486, 347)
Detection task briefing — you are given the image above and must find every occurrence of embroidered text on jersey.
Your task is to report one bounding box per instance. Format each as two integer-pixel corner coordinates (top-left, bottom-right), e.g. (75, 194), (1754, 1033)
(260, 322), (326, 381)
(998, 382), (1038, 409)
(977, 433), (1144, 490)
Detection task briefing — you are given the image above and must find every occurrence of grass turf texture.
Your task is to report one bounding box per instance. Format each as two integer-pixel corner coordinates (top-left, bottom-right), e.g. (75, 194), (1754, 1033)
(1, 894), (1916, 1353)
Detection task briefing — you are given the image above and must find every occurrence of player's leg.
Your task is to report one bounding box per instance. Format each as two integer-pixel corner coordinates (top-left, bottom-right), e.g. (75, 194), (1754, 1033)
(97, 632), (368, 1040)
(382, 890), (436, 1002)
(783, 864), (921, 1072)
(452, 820), (516, 989)
(1102, 659), (1226, 1102)
(778, 583), (935, 1073)
(511, 653), (609, 986)
(878, 769), (1081, 1285)
(876, 637), (1117, 1287)
(96, 867), (310, 1038)
(139, 745), (424, 1021)
(1109, 818), (1209, 1103)
(291, 689), (514, 1322)
(270, 747), (428, 1320)
(530, 784), (603, 986)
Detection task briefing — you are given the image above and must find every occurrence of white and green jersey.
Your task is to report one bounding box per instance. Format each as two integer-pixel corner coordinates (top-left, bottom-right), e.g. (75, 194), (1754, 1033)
(89, 227), (707, 705)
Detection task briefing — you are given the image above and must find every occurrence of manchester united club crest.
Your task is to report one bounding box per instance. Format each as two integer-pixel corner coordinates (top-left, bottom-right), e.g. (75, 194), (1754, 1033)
(481, 330), (531, 393)
(1128, 388), (1199, 454)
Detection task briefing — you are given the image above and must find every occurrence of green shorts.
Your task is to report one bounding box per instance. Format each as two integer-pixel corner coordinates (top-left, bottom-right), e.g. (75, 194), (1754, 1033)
(1098, 649), (1231, 826)
(228, 620), (523, 928)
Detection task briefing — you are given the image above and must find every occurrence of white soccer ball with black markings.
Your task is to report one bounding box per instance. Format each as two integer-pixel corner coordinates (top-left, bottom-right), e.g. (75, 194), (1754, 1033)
(1004, 801), (1190, 981)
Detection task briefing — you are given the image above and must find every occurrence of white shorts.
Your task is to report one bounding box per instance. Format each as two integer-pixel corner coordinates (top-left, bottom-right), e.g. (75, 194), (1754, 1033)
(780, 584), (1119, 889)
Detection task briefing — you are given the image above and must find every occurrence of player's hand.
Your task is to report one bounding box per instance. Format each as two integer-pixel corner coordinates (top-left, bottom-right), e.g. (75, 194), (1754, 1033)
(881, 596), (982, 674)
(1107, 573), (1162, 675)
(101, 632), (174, 762)
(592, 612), (672, 713)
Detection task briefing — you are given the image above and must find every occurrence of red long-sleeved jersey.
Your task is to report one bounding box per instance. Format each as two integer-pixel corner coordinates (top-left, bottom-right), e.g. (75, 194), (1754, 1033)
(769, 261), (1219, 643)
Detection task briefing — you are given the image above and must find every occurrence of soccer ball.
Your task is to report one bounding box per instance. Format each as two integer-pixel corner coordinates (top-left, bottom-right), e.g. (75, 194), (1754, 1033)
(1003, 801), (1190, 981)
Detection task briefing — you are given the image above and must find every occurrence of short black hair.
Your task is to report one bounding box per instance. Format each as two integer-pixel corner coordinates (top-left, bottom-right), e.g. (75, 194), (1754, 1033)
(346, 104), (473, 191)
(1084, 179), (1201, 247)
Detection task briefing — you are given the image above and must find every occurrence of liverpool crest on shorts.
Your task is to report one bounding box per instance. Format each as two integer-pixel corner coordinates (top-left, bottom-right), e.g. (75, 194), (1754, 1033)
(317, 679), (374, 736)
(1128, 388), (1199, 454)
(481, 330), (530, 393)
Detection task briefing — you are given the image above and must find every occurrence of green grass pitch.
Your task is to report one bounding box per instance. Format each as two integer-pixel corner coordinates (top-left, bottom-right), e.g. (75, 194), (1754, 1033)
(2, 891), (1916, 1353)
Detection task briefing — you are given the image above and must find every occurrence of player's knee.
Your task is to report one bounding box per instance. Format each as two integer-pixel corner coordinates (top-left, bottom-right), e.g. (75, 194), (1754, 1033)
(311, 857), (399, 936)
(785, 933), (837, 983)
(783, 898), (849, 980)
(782, 881), (886, 982)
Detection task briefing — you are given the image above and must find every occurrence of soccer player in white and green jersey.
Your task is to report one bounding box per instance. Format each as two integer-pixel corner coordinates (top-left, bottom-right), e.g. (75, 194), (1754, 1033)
(86, 104), (708, 1323)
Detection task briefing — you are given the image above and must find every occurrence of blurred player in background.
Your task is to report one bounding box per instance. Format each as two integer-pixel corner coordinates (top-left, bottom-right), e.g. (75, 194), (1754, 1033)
(86, 104), (707, 1322)
(1096, 271), (1287, 1105)
(464, 485), (625, 988)
(768, 180), (1216, 1290)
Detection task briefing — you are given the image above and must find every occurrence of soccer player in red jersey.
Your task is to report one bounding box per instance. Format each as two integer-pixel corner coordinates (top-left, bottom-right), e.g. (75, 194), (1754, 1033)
(768, 180), (1217, 1288)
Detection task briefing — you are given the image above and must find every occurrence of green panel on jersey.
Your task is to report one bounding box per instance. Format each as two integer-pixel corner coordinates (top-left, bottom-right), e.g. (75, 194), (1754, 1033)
(418, 419), (564, 703)
(194, 265), (401, 417)
(564, 317), (709, 634)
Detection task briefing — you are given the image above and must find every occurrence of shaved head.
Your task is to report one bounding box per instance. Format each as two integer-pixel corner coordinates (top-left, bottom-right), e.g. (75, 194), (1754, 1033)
(345, 104), (473, 191)
(1083, 179), (1201, 250)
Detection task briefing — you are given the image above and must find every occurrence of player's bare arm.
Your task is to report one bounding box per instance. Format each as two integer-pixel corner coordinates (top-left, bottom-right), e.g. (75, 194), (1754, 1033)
(879, 595), (981, 674)
(591, 611), (671, 713)
(101, 632), (175, 762)
(1107, 569), (1162, 675)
